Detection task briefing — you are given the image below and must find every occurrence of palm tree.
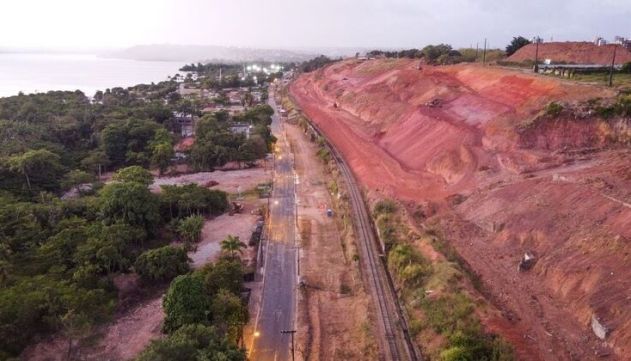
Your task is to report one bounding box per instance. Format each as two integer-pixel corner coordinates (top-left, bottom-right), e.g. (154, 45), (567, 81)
(220, 235), (246, 258)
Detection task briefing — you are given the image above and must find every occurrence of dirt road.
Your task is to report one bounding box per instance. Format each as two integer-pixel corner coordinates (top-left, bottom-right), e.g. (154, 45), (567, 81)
(286, 118), (379, 360)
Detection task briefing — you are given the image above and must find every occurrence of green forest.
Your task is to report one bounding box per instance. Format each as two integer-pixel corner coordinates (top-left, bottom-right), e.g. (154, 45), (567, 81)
(0, 77), (274, 358)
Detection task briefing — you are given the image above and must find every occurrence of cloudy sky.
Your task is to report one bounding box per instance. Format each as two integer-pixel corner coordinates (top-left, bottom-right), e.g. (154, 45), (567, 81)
(1, 0), (630, 50)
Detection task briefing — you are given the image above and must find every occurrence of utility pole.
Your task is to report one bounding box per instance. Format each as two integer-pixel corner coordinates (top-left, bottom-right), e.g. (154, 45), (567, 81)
(534, 37), (540, 73)
(482, 38), (487, 65)
(280, 330), (296, 361)
(475, 42), (479, 61)
(609, 45), (618, 87)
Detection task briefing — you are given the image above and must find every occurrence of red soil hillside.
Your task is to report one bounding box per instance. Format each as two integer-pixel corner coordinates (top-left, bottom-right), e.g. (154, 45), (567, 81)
(508, 42), (631, 65)
(289, 59), (631, 361)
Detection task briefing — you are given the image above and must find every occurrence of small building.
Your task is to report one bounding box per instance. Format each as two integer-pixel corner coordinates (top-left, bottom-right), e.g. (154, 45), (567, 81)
(227, 90), (242, 105)
(230, 124), (252, 139)
(173, 112), (195, 137)
(614, 35), (631, 50)
(201, 105), (217, 113)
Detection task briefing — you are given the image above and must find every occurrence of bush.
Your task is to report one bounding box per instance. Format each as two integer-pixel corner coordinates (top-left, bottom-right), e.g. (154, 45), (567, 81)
(544, 102), (564, 117)
(134, 246), (190, 282)
(377, 215), (398, 250)
(316, 147), (331, 163)
(621, 62), (631, 74)
(136, 324), (246, 361)
(300, 55), (336, 73)
(177, 215), (205, 244)
(200, 258), (244, 296)
(159, 184), (228, 220)
(0, 276), (114, 356)
(373, 199), (397, 215)
(388, 244), (432, 287)
(163, 274), (209, 333)
(98, 181), (160, 233)
(210, 289), (249, 343)
(112, 165), (153, 186)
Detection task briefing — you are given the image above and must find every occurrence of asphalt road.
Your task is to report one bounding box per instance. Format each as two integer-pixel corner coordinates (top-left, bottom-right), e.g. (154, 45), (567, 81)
(249, 88), (297, 361)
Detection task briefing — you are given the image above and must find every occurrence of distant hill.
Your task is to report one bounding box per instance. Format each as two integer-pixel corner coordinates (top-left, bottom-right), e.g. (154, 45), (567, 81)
(508, 42), (631, 65)
(102, 44), (320, 63)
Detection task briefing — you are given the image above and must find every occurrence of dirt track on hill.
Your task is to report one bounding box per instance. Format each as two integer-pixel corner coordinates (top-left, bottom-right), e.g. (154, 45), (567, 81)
(290, 59), (631, 361)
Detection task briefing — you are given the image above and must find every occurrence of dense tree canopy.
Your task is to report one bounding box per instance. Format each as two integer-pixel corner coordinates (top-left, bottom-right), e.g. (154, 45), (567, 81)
(134, 245), (190, 282)
(136, 324), (246, 361)
(98, 181), (160, 233)
(0, 64), (273, 357)
(299, 55), (337, 72)
(163, 274), (210, 333)
(112, 165), (154, 186)
(159, 184), (228, 220)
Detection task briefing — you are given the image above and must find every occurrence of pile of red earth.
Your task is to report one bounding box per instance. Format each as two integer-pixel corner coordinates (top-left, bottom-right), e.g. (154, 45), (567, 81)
(508, 42), (631, 65)
(290, 58), (631, 361)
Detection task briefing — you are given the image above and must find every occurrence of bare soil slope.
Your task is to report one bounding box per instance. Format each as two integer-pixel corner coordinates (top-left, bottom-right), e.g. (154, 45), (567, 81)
(290, 59), (631, 361)
(508, 42), (631, 65)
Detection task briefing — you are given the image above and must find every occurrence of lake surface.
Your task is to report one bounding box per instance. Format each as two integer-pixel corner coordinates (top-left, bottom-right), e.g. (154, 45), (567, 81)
(0, 53), (182, 97)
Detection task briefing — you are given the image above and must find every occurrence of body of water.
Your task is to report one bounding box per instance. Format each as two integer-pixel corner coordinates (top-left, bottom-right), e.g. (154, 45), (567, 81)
(0, 53), (183, 97)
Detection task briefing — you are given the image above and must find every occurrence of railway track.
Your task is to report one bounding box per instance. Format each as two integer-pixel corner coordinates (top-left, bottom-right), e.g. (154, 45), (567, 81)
(301, 114), (420, 361)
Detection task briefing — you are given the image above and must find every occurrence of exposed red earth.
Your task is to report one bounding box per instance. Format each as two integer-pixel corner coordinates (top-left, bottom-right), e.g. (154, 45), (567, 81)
(508, 42), (631, 65)
(290, 59), (631, 361)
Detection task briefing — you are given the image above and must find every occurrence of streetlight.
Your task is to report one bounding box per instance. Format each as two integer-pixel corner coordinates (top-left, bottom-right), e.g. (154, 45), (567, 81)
(280, 330), (296, 361)
(253, 331), (261, 338)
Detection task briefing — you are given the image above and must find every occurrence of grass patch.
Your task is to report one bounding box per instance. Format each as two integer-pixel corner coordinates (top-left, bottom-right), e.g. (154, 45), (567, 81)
(544, 102), (564, 117)
(388, 243), (433, 288)
(316, 147), (331, 163)
(373, 199), (397, 216)
(570, 72), (631, 88)
(373, 208), (514, 360)
(424, 261), (463, 293)
(419, 292), (514, 361)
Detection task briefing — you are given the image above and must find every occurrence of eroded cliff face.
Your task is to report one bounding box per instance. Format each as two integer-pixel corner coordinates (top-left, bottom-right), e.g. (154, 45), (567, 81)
(290, 59), (631, 360)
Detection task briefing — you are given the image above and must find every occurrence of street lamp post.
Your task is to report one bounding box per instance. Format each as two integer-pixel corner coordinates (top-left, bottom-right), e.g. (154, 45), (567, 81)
(280, 330), (296, 361)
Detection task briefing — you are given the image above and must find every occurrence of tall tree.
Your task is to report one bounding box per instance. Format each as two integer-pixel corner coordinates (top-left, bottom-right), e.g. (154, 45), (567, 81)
(8, 149), (64, 193)
(151, 143), (174, 176)
(506, 36), (532, 56)
(98, 181), (160, 233)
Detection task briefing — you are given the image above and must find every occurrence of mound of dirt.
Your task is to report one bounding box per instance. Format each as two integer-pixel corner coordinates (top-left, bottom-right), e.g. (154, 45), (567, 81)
(508, 42), (631, 65)
(290, 59), (631, 361)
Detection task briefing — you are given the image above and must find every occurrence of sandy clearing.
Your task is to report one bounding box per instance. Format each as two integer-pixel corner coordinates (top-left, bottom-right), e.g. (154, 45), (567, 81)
(151, 167), (270, 194)
(191, 208), (261, 268)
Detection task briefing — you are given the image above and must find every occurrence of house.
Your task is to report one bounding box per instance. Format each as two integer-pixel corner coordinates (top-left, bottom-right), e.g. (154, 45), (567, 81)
(230, 124), (252, 139)
(201, 104), (217, 113)
(227, 90), (242, 105)
(173, 112), (195, 137)
(215, 105), (245, 116)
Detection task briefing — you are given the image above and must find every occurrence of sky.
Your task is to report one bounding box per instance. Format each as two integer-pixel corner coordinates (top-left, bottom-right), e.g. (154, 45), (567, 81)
(1, 0), (630, 50)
